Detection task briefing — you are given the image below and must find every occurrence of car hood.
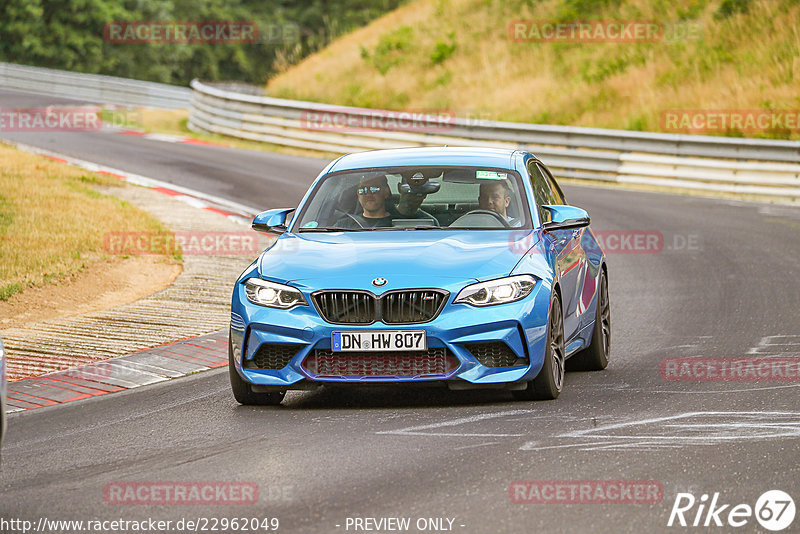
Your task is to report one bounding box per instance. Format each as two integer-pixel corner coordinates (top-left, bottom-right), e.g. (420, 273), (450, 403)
(257, 230), (539, 290)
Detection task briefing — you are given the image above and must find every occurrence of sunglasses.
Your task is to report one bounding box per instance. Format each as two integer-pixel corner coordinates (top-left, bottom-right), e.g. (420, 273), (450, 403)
(357, 186), (384, 195)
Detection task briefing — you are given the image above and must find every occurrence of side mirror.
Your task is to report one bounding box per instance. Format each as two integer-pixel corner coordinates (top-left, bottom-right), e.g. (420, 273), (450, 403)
(541, 205), (590, 231)
(252, 208), (294, 234)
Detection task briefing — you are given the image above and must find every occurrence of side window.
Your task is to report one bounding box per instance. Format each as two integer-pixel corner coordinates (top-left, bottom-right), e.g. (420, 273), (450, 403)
(538, 163), (565, 205)
(527, 160), (557, 223)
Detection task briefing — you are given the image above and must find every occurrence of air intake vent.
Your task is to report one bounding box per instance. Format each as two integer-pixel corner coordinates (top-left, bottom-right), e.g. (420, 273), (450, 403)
(302, 347), (459, 377)
(465, 342), (527, 368)
(244, 344), (301, 370)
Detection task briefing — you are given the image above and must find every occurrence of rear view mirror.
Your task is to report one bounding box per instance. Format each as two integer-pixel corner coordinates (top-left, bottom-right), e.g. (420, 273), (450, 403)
(399, 181), (441, 195)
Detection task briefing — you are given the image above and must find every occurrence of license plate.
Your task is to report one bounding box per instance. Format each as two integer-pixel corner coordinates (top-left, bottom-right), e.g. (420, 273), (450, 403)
(332, 330), (426, 352)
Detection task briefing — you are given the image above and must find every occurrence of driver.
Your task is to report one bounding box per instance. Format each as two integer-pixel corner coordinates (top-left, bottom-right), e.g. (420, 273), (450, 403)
(478, 181), (521, 226)
(335, 175), (394, 229)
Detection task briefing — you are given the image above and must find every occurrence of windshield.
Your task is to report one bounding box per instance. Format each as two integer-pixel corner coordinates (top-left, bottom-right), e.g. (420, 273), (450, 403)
(294, 166), (531, 232)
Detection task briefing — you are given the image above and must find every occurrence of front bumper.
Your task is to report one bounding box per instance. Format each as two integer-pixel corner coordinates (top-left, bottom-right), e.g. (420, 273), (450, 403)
(230, 281), (551, 389)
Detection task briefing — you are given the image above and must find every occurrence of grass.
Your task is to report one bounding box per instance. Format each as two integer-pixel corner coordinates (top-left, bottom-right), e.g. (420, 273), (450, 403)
(264, 0), (800, 140)
(0, 143), (177, 301)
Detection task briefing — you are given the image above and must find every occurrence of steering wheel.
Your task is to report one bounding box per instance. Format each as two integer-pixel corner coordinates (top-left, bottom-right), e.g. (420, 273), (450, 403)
(343, 212), (365, 229)
(451, 209), (511, 228)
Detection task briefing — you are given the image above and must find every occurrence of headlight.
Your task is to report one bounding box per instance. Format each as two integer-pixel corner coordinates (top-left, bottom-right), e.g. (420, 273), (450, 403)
(244, 278), (307, 309)
(454, 275), (536, 307)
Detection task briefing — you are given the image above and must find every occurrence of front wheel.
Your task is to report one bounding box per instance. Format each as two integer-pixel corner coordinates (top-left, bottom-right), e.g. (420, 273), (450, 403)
(513, 295), (565, 401)
(566, 269), (610, 371)
(229, 334), (285, 406)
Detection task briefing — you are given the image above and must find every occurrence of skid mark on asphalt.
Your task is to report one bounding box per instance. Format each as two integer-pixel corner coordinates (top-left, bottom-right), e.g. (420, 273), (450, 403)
(640, 333), (800, 394)
(519, 411), (800, 451)
(611, 383), (800, 394)
(758, 205), (800, 219)
(453, 441), (501, 450)
(376, 409), (539, 437)
(747, 335), (800, 356)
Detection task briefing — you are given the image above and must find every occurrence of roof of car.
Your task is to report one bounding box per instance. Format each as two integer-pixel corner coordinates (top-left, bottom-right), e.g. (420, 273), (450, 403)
(327, 147), (526, 173)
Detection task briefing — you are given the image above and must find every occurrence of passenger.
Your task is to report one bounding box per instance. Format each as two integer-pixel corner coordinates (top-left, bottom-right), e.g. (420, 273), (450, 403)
(390, 173), (440, 225)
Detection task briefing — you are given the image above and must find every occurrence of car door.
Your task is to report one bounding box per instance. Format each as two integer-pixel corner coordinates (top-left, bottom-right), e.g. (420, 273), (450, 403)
(528, 161), (586, 341)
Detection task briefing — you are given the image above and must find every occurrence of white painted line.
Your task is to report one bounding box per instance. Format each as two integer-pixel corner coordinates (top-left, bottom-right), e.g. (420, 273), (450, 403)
(227, 215), (252, 226)
(519, 411), (800, 451)
(174, 194), (209, 209)
(6, 141), (261, 218)
(113, 359), (185, 379)
(453, 441), (500, 451)
(747, 335), (800, 355)
(565, 411), (800, 437)
(110, 362), (174, 382)
(376, 409), (535, 437)
(143, 133), (185, 143)
(519, 440), (621, 451)
(67, 370), (143, 389)
(577, 442), (687, 451)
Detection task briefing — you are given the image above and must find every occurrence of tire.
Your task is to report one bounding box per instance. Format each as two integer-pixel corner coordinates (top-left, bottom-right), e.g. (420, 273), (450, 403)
(567, 269), (610, 371)
(229, 334), (285, 406)
(513, 295), (565, 401)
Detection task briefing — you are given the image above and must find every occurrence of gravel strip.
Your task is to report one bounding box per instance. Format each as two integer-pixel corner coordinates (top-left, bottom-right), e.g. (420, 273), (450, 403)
(3, 184), (267, 381)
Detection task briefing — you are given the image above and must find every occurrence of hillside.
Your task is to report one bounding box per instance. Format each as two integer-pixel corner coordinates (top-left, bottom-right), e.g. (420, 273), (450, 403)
(266, 0), (800, 139)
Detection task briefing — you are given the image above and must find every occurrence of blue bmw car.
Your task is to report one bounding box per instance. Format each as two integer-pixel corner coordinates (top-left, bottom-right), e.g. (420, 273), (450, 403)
(229, 147), (609, 405)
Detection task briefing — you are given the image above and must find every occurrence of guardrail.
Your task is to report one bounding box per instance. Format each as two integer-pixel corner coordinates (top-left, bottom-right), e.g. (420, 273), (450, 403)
(189, 79), (800, 200)
(0, 62), (191, 109)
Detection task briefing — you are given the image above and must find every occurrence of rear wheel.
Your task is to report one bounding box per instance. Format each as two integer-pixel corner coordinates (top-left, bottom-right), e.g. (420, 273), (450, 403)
(229, 334), (285, 406)
(513, 295), (565, 401)
(567, 270), (610, 371)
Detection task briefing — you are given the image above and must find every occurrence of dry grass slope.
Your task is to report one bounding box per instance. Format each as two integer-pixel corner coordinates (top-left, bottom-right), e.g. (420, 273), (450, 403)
(0, 144), (175, 301)
(266, 0), (800, 139)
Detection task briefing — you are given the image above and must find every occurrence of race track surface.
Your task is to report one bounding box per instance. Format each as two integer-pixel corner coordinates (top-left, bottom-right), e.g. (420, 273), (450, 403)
(2, 89), (799, 533)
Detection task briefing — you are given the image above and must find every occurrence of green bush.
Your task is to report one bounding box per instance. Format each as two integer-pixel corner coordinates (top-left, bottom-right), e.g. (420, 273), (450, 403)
(369, 25), (414, 74)
(430, 32), (456, 64)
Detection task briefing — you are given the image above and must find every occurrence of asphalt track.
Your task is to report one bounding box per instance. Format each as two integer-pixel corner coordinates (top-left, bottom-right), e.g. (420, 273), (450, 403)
(2, 88), (800, 533)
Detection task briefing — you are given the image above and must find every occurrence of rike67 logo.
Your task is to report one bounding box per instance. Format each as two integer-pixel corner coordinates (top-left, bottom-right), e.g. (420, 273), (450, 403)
(668, 490), (795, 531)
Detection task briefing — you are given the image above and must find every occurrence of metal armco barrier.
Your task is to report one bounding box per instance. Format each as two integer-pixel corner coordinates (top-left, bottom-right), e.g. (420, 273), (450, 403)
(189, 79), (800, 200)
(0, 62), (191, 109)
